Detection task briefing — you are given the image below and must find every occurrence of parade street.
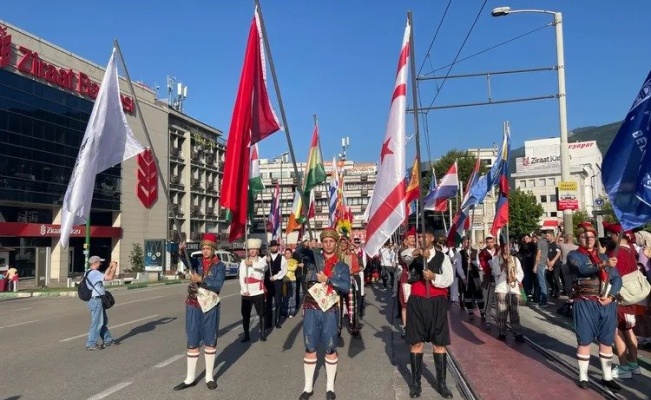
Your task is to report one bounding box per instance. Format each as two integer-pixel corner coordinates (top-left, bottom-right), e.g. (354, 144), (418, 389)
(0, 280), (458, 400)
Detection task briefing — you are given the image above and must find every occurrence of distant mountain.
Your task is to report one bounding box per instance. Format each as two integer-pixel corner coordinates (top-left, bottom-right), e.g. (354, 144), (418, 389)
(508, 120), (622, 173)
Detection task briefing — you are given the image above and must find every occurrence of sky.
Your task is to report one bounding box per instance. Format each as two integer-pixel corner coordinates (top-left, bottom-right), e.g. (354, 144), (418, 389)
(3, 0), (651, 165)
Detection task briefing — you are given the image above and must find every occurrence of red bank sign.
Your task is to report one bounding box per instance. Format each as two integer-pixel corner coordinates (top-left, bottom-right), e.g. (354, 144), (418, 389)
(0, 222), (122, 238)
(0, 25), (134, 113)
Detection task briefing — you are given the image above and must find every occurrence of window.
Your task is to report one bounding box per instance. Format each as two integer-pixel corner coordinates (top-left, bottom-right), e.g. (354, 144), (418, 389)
(548, 177), (556, 186)
(550, 212), (557, 217)
(528, 179), (535, 187)
(549, 194), (557, 202)
(540, 195), (548, 203)
(538, 178), (546, 187)
(520, 180), (527, 188)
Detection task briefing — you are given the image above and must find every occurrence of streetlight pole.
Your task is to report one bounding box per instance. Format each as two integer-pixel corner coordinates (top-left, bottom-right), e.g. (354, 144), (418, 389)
(491, 7), (572, 234)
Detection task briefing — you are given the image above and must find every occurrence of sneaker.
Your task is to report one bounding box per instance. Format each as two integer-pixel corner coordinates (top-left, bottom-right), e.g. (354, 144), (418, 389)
(611, 365), (632, 379)
(104, 341), (121, 347)
(86, 344), (104, 351)
(627, 363), (642, 375)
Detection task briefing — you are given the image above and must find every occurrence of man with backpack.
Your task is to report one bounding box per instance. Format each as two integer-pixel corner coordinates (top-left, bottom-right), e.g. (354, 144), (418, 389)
(81, 256), (118, 351)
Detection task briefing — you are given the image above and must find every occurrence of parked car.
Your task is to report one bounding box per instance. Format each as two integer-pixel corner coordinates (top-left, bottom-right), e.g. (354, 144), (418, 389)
(190, 250), (240, 278)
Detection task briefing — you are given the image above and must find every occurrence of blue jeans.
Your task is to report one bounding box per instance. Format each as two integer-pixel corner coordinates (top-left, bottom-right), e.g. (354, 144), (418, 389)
(86, 297), (113, 347)
(536, 265), (548, 305)
(283, 281), (296, 316)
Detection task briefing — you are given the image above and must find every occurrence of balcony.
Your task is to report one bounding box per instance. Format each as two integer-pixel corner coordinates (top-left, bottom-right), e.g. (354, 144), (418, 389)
(271, 177), (278, 184)
(191, 205), (201, 217)
(169, 230), (186, 242)
(191, 178), (203, 190)
(191, 232), (201, 241)
(170, 148), (184, 161)
(315, 205), (323, 213)
(315, 191), (323, 199)
(361, 175), (368, 182)
(315, 221), (323, 228)
(361, 189), (368, 196)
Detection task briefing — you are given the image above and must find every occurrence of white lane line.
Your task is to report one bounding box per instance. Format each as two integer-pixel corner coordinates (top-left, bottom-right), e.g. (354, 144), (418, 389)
(10, 307), (32, 312)
(59, 315), (159, 342)
(87, 382), (132, 400)
(0, 320), (38, 329)
(153, 354), (185, 369)
(115, 296), (163, 306)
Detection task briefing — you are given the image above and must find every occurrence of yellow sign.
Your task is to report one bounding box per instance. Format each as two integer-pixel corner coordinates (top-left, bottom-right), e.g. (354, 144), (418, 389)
(558, 181), (577, 191)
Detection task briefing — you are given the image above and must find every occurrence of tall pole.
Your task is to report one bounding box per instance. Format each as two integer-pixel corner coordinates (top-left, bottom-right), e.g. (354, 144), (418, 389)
(408, 12), (426, 236)
(84, 219), (90, 270)
(113, 40), (192, 269)
(254, 0), (313, 240)
(554, 11), (572, 236)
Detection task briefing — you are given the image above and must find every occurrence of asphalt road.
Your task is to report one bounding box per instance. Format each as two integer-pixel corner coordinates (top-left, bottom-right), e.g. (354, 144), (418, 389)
(0, 280), (460, 400)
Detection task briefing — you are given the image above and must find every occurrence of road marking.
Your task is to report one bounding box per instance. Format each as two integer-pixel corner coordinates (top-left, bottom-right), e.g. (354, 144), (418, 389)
(59, 315), (159, 342)
(0, 320), (37, 329)
(115, 296), (163, 306)
(10, 307), (32, 312)
(87, 382), (132, 400)
(153, 354), (185, 368)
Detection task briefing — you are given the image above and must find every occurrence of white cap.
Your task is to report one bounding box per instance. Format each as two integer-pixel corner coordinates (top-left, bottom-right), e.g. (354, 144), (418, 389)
(88, 255), (105, 264)
(246, 238), (262, 250)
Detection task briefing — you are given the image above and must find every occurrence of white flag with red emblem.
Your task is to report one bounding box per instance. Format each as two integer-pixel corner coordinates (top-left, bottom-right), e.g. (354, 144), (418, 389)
(364, 20), (410, 258)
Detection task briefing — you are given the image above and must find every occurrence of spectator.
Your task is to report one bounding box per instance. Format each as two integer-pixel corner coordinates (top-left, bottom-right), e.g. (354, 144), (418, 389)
(85, 257), (119, 351)
(283, 248), (298, 318)
(533, 230), (549, 307)
(557, 234), (578, 297)
(6, 266), (18, 292)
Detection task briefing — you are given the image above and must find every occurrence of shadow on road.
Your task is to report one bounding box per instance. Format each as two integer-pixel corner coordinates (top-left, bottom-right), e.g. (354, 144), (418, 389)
(207, 336), (254, 383)
(115, 317), (176, 342)
(3, 396), (21, 400)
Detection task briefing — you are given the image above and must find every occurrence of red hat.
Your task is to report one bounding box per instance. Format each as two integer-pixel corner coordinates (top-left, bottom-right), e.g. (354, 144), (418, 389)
(404, 227), (416, 238)
(200, 233), (218, 249)
(603, 221), (622, 234)
(576, 222), (597, 236)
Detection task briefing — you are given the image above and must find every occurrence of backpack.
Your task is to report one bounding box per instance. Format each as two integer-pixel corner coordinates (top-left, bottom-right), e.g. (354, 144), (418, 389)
(77, 272), (99, 301)
(619, 268), (651, 305)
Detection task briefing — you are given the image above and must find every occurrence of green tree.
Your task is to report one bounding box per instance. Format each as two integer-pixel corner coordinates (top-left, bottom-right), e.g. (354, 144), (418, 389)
(599, 199), (617, 224)
(572, 209), (593, 234)
(129, 242), (145, 273)
(509, 188), (544, 238)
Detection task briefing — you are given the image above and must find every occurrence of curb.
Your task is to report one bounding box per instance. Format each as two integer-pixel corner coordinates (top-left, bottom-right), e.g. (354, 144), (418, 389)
(0, 279), (186, 301)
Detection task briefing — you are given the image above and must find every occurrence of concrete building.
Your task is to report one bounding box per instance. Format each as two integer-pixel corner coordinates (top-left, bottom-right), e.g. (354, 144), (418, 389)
(0, 21), (225, 282)
(511, 138), (604, 228)
(250, 158), (377, 245)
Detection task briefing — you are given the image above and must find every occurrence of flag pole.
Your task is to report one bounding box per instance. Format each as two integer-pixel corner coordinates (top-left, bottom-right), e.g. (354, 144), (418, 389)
(315, 113), (332, 227)
(254, 0), (313, 240)
(84, 219), (90, 270)
(113, 40), (192, 270)
(408, 12), (426, 235)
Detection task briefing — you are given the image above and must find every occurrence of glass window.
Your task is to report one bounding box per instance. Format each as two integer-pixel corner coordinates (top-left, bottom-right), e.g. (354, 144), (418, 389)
(540, 195), (547, 203)
(520, 180), (527, 188)
(0, 69), (120, 211)
(528, 179), (535, 187)
(550, 212), (557, 217)
(549, 194), (557, 202)
(538, 178), (546, 187)
(548, 177), (556, 186)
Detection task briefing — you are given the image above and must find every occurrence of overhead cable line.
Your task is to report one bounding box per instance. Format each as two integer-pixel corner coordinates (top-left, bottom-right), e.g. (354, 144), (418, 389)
(417, 0), (453, 77)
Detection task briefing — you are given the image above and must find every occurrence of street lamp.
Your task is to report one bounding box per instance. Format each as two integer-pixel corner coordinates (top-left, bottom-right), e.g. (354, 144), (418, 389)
(491, 6), (572, 235)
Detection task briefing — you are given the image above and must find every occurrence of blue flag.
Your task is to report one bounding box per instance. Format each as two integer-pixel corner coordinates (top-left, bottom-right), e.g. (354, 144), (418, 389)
(602, 70), (651, 230)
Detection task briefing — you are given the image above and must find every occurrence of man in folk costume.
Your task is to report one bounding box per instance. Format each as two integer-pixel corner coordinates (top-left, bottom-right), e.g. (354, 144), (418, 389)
(338, 233), (362, 338)
(239, 238), (268, 343)
(602, 222), (643, 379)
(264, 239), (288, 330)
(300, 228), (351, 400)
(567, 222), (622, 390)
(174, 233), (226, 391)
(489, 239), (525, 342)
(457, 238), (485, 321)
(478, 234), (498, 328)
(406, 227), (454, 399)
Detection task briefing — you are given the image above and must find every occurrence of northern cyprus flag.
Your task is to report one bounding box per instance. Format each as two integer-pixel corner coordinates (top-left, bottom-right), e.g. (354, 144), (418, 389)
(59, 48), (145, 248)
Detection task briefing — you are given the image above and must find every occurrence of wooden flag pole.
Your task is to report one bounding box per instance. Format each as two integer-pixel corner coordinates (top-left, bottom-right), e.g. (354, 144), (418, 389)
(254, 0), (313, 240)
(113, 40), (192, 270)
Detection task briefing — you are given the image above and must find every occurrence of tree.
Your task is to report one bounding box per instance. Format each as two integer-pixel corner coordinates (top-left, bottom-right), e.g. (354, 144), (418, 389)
(129, 242), (145, 273)
(508, 188), (544, 238)
(572, 209), (592, 234)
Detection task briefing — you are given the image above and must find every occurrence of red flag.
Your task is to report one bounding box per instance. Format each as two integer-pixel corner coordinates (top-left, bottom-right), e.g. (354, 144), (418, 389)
(222, 8), (281, 242)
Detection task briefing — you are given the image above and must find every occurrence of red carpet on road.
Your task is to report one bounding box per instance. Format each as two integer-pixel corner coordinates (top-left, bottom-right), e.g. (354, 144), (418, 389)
(447, 311), (596, 400)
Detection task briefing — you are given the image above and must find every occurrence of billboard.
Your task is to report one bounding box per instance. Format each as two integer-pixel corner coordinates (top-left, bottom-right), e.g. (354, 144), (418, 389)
(557, 181), (579, 211)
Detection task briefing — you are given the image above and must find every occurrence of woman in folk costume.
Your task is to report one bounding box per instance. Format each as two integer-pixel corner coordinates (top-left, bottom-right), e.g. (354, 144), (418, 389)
(489, 239), (525, 342)
(174, 233), (226, 391)
(567, 222), (622, 391)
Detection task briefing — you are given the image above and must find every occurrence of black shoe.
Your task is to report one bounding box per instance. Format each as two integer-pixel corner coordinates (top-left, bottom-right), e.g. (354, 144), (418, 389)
(173, 382), (196, 391)
(206, 381), (217, 390)
(438, 382), (454, 399)
(326, 391), (336, 400)
(260, 330), (267, 342)
(515, 335), (525, 343)
(240, 335), (250, 343)
(434, 353), (454, 398)
(299, 391), (313, 400)
(600, 379), (621, 391)
(497, 334), (507, 341)
(275, 323), (282, 329)
(577, 380), (589, 389)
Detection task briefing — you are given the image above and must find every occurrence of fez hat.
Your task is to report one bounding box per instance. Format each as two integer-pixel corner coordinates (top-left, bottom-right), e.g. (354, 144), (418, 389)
(200, 233), (218, 249)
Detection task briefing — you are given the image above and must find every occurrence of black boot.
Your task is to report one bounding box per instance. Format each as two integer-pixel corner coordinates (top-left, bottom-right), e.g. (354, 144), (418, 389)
(409, 353), (422, 398)
(434, 353), (453, 398)
(259, 315), (267, 342)
(274, 307), (282, 329)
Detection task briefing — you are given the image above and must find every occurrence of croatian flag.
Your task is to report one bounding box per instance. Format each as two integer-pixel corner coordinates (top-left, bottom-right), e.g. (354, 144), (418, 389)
(424, 161), (459, 212)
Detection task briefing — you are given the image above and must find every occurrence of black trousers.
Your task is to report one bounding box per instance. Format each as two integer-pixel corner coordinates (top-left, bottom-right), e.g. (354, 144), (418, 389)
(295, 272), (303, 309)
(241, 294), (264, 335)
(265, 281), (283, 326)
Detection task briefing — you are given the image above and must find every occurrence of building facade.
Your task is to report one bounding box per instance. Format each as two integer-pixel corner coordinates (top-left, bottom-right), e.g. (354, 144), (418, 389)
(250, 158), (377, 245)
(0, 21), (225, 281)
(511, 138), (604, 228)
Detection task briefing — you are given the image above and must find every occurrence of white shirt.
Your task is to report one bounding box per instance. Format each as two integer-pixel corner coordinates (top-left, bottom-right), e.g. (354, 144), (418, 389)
(380, 247), (395, 267)
(268, 252), (288, 280)
(400, 247), (417, 267)
(490, 255), (525, 295)
(239, 257), (267, 296)
(423, 248), (454, 289)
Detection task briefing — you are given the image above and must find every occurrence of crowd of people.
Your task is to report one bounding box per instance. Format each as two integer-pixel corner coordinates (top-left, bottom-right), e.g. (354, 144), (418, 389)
(153, 219), (651, 397)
